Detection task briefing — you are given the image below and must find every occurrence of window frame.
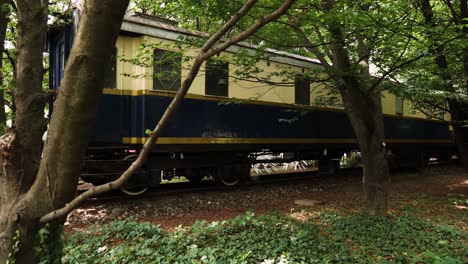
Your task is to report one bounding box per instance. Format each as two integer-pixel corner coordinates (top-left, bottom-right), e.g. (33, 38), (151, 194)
(395, 96), (404, 116)
(153, 48), (182, 91)
(294, 75), (310, 105)
(103, 46), (117, 89)
(205, 59), (229, 97)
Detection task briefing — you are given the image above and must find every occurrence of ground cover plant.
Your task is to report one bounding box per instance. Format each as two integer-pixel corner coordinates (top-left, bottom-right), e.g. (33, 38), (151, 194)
(64, 211), (467, 264)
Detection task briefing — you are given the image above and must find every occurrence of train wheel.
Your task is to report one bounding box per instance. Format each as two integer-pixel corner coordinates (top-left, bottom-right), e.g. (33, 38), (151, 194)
(120, 154), (149, 196)
(121, 186), (149, 196)
(219, 174), (240, 186)
(217, 165), (243, 186)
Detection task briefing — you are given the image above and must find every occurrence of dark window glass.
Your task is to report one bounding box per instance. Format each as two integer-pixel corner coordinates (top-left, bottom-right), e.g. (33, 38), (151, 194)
(104, 47), (117, 88)
(295, 75), (310, 105)
(205, 59), (229, 97)
(153, 48), (181, 91)
(395, 96), (403, 115)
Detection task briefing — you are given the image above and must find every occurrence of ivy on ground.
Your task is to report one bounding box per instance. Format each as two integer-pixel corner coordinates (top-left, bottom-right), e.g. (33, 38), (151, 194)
(64, 212), (467, 264)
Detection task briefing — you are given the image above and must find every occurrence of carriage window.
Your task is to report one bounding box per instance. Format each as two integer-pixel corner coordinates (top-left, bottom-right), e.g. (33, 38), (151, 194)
(205, 59), (228, 97)
(395, 96), (403, 115)
(153, 48), (181, 91)
(295, 75), (310, 105)
(103, 47), (117, 88)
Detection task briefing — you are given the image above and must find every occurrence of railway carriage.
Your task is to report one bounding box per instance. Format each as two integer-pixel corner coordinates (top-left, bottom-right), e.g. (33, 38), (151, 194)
(48, 13), (455, 193)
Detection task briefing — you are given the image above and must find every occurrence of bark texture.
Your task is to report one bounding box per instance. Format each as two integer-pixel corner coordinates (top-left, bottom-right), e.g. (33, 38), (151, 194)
(0, 0), (130, 262)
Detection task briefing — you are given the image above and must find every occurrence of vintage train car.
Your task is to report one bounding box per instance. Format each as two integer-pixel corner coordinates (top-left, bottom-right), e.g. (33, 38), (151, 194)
(48, 13), (454, 193)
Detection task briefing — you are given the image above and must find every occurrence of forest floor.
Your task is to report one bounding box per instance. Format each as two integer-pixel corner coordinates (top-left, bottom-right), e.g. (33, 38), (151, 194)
(65, 165), (467, 234)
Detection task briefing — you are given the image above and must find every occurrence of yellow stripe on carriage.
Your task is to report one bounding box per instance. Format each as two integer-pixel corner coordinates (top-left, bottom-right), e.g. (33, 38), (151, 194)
(122, 137), (453, 145)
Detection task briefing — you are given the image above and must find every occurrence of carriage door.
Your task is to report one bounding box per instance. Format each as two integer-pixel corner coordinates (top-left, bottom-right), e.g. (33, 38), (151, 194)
(53, 30), (71, 90)
(49, 30), (71, 116)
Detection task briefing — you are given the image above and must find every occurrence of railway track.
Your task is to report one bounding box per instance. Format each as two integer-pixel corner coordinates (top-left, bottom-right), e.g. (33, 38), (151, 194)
(79, 166), (366, 205)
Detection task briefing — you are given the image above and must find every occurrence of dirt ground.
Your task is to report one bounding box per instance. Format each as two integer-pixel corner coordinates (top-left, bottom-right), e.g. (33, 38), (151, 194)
(65, 165), (468, 235)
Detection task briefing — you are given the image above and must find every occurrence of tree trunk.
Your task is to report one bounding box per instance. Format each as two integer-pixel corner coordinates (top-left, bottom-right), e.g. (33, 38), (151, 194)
(323, 0), (391, 215)
(0, 0), (10, 231)
(0, 0), (130, 263)
(452, 125), (468, 171)
(448, 101), (468, 171)
(446, 0), (468, 171)
(420, 0), (468, 170)
(339, 85), (390, 215)
(2, 0), (48, 199)
(25, 0), (129, 214)
(459, 0), (468, 171)
(0, 0), (48, 262)
(461, 0), (467, 92)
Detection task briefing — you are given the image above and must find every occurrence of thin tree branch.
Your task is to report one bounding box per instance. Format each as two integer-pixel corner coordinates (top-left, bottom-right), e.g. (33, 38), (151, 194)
(443, 0), (460, 24)
(289, 22), (332, 69)
(3, 50), (16, 78)
(313, 27), (333, 62)
(200, 0), (258, 53)
(363, 7), (419, 41)
(368, 31), (467, 94)
(413, 96), (449, 121)
(205, 0), (296, 58)
(236, 22), (332, 49)
(363, 34), (412, 94)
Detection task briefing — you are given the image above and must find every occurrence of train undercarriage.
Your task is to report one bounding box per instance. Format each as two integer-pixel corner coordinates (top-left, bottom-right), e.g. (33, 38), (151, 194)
(80, 142), (457, 195)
